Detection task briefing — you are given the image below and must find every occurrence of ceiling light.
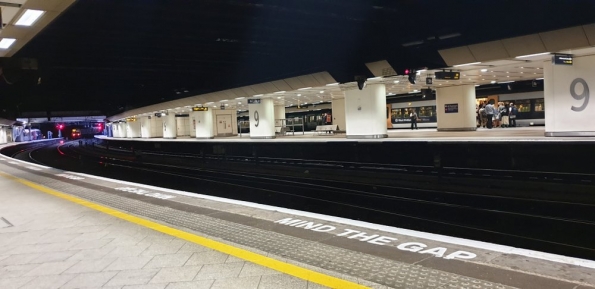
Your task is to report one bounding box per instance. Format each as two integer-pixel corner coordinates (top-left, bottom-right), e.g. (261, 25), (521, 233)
(238, 102), (242, 104)
(475, 85), (480, 87)
(480, 69), (488, 72)
(507, 76), (510, 78)
(536, 77), (544, 80)
(498, 81), (515, 84)
(253, 94), (263, 97)
(515, 52), (550, 59)
(326, 83), (339, 86)
(277, 97), (281, 99)
(491, 80), (496, 84)
(393, 80), (399, 83)
(235, 97), (245, 99)
(0, 38), (16, 49)
(367, 77), (381, 81)
(297, 94), (301, 97)
(319, 90), (324, 93)
(453, 62), (481, 67)
(220, 99), (228, 102)
(274, 91), (286, 94)
(15, 9), (45, 26)
(520, 67), (524, 69)
(298, 87), (312, 90)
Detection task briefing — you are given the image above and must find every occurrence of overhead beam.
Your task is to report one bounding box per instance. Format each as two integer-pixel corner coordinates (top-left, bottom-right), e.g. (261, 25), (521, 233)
(0, 2), (21, 8)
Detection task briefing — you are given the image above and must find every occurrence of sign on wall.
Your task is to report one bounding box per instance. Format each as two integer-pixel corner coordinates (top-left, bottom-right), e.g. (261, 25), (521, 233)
(248, 99), (261, 104)
(192, 107), (208, 111)
(444, 103), (459, 113)
(545, 54), (595, 135)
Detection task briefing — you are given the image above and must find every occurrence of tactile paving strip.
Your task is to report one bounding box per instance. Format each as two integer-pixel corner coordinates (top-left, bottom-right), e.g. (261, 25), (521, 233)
(17, 168), (516, 289)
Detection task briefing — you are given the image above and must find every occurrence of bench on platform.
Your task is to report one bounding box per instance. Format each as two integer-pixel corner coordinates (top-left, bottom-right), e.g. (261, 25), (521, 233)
(315, 125), (343, 135)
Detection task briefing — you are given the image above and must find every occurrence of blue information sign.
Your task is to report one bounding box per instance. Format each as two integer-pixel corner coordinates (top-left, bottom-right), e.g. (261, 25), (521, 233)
(444, 103), (458, 113)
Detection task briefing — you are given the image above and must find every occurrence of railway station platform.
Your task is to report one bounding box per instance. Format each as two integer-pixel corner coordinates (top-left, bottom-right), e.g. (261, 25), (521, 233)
(98, 127), (595, 143)
(1, 145), (594, 289)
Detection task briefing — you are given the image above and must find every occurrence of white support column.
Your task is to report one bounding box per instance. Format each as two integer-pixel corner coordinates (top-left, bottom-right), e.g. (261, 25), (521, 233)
(274, 105), (285, 133)
(126, 120), (141, 138)
(116, 122), (127, 138)
(193, 110), (214, 139)
(545, 54), (595, 136)
(249, 98), (275, 139)
(176, 116), (191, 137)
(435, 84), (477, 131)
(344, 84), (387, 138)
(331, 97), (346, 131)
(140, 116), (151, 138)
(0, 127), (6, 144)
(162, 113), (177, 139)
(151, 115), (163, 138)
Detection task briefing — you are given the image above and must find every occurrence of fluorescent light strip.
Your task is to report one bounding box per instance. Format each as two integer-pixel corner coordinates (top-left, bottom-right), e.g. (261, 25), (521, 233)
(235, 97), (245, 99)
(0, 38), (16, 49)
(274, 91), (286, 94)
(326, 83), (339, 86)
(498, 81), (515, 84)
(15, 9), (45, 26)
(367, 77), (382, 81)
(453, 62), (481, 67)
(297, 87), (312, 90)
(253, 94), (263, 97)
(515, 52), (550, 59)
(535, 78), (544, 80)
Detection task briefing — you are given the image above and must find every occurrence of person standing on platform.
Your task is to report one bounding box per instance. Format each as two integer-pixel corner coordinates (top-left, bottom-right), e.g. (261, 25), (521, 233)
(484, 100), (496, 129)
(499, 102), (509, 128)
(509, 103), (517, 127)
(410, 108), (418, 130)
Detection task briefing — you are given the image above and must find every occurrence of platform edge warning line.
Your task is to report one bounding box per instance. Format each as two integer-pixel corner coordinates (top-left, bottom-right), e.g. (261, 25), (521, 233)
(0, 173), (369, 289)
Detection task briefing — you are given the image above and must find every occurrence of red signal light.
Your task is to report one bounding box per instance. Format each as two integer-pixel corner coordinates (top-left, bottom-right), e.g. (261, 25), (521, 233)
(404, 69), (410, 75)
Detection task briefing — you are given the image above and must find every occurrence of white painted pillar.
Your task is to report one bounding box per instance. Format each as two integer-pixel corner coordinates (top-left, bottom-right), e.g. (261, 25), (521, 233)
(331, 98), (346, 131)
(344, 84), (387, 138)
(274, 105), (286, 133)
(435, 84), (477, 131)
(176, 116), (191, 137)
(126, 120), (141, 138)
(0, 127), (6, 144)
(545, 54), (595, 136)
(162, 113), (177, 139)
(150, 116), (163, 138)
(193, 110), (214, 139)
(118, 122), (127, 138)
(140, 116), (151, 138)
(249, 98), (275, 139)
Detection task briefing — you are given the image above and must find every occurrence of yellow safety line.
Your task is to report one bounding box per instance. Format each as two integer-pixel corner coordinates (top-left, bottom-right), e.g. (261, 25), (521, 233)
(0, 172), (368, 289)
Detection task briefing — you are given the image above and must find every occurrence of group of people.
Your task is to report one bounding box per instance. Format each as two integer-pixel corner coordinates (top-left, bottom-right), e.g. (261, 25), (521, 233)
(477, 100), (518, 129)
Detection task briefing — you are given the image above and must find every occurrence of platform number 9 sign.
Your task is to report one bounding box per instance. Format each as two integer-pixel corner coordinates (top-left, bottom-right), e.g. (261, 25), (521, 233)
(254, 110), (259, 127)
(570, 78), (590, 112)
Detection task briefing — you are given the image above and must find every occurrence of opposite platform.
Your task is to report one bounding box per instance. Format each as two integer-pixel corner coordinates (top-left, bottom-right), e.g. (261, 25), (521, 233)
(98, 127), (595, 143)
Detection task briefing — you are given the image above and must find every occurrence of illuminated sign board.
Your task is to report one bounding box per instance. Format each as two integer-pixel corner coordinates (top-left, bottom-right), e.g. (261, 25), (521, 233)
(192, 107), (208, 111)
(248, 99), (261, 104)
(435, 71), (460, 80)
(552, 54), (573, 65)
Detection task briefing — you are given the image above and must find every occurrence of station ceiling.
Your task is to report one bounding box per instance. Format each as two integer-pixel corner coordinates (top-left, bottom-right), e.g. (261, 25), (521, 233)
(1, 0), (595, 116)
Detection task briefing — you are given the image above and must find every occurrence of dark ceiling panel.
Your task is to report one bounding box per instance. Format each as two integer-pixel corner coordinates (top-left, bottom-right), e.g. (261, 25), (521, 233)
(0, 0), (593, 116)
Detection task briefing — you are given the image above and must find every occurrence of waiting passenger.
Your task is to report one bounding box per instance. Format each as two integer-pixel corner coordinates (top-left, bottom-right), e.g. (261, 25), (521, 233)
(499, 102), (509, 128)
(410, 109), (418, 130)
(479, 104), (487, 128)
(484, 101), (497, 129)
(509, 103), (518, 127)
(493, 103), (501, 128)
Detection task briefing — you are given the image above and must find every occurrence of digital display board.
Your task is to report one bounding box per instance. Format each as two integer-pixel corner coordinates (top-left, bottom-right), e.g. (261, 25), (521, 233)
(435, 71), (460, 80)
(444, 103), (459, 113)
(192, 107), (208, 111)
(552, 54), (573, 65)
(248, 99), (261, 104)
